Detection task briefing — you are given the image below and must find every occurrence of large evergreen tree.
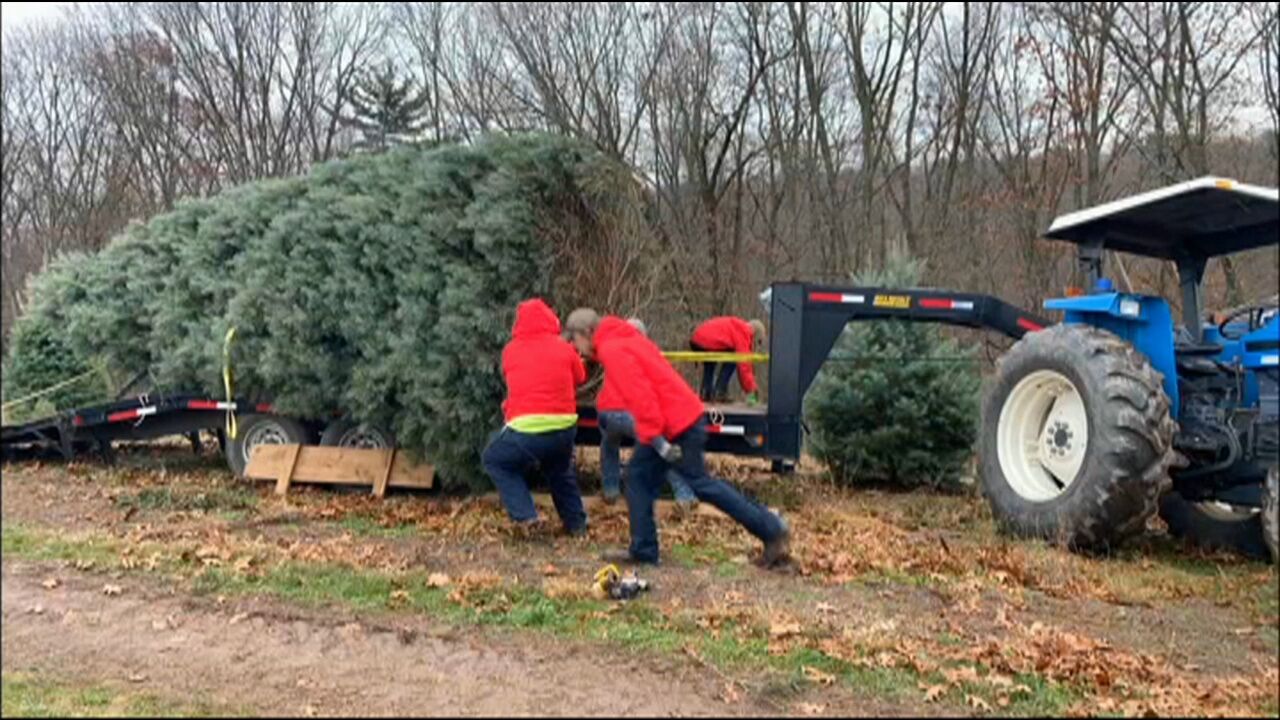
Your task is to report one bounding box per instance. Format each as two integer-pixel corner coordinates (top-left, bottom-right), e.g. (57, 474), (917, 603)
(341, 61), (432, 152)
(2, 134), (642, 489)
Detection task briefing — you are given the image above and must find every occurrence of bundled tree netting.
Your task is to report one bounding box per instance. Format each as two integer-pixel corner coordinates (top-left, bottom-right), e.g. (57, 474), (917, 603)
(2, 133), (648, 489)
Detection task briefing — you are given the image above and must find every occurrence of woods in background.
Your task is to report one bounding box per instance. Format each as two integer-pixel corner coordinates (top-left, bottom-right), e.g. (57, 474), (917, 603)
(3, 2), (1278, 355)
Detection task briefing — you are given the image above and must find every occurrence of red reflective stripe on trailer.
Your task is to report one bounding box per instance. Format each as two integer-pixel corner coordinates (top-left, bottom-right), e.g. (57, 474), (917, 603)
(809, 292), (865, 304)
(107, 409), (139, 422)
(187, 400), (220, 410)
(918, 298), (975, 311)
(707, 424), (746, 436)
(72, 415), (85, 427)
(1017, 317), (1044, 332)
(255, 403), (274, 413)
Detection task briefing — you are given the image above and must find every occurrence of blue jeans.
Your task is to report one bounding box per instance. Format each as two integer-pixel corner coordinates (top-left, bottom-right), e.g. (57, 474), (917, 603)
(692, 341), (736, 400)
(625, 420), (783, 563)
(598, 411), (695, 502)
(482, 426), (586, 532)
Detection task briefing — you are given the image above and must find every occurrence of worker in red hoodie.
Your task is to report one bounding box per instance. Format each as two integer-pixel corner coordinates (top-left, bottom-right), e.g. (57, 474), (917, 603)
(689, 317), (767, 403)
(574, 313), (696, 510)
(566, 310), (790, 566)
(482, 298), (588, 536)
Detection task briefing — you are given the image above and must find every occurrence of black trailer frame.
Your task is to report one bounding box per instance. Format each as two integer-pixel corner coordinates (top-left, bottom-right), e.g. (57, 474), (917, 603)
(2, 282), (1049, 470)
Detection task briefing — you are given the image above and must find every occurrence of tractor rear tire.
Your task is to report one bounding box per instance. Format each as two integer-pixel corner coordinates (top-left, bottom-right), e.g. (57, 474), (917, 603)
(1159, 491), (1270, 560)
(1264, 465), (1279, 564)
(980, 325), (1177, 552)
(225, 413), (309, 478)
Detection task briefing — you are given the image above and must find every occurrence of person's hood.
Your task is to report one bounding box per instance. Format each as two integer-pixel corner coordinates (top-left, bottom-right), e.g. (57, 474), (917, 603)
(512, 298), (562, 339)
(593, 315), (641, 348)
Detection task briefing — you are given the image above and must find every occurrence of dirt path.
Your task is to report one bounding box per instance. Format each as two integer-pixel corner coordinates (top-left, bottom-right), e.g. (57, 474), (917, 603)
(2, 561), (762, 717)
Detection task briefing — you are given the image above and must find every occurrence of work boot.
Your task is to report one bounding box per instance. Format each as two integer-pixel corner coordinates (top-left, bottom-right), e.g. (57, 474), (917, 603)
(758, 516), (791, 568)
(673, 496), (699, 517)
(563, 524), (589, 539)
(600, 548), (659, 566)
(510, 518), (547, 540)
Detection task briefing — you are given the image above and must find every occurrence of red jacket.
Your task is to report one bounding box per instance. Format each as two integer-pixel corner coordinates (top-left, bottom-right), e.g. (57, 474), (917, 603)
(690, 316), (759, 393)
(594, 316), (704, 444)
(594, 321), (641, 412)
(501, 299), (586, 423)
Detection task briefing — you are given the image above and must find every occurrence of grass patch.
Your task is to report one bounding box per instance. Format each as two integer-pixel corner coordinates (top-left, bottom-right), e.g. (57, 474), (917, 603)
(2, 673), (234, 718)
(668, 542), (733, 569)
(114, 486), (256, 514)
(2, 525), (120, 567)
(334, 515), (418, 539)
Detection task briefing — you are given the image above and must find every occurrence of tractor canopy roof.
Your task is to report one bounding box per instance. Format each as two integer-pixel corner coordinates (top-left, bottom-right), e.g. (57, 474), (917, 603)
(1044, 177), (1279, 261)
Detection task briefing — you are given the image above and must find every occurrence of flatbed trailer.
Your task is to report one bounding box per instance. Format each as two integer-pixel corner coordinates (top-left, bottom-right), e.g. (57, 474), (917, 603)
(1, 282), (1049, 472)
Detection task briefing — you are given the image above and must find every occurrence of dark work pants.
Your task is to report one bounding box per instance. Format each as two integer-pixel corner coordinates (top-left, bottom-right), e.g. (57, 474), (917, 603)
(691, 341), (736, 401)
(625, 420), (783, 563)
(482, 426), (586, 532)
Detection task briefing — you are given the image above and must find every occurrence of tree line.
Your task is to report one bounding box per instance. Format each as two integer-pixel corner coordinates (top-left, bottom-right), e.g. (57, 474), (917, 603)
(3, 2), (1278, 356)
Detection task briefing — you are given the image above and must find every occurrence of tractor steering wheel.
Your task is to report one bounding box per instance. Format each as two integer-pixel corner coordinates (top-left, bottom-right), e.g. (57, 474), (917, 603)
(1218, 299), (1280, 340)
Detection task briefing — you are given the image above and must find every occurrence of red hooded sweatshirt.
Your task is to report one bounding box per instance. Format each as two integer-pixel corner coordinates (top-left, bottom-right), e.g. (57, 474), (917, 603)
(596, 320), (643, 412)
(690, 316), (759, 393)
(594, 316), (704, 444)
(501, 299), (586, 431)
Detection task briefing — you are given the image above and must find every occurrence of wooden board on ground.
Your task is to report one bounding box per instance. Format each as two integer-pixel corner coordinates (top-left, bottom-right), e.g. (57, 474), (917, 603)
(245, 444), (433, 497)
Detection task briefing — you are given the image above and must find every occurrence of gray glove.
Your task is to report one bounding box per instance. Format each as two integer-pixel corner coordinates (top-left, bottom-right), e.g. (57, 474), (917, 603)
(651, 437), (683, 464)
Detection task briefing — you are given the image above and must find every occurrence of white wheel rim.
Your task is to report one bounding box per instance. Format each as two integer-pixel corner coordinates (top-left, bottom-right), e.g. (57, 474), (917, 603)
(997, 369), (1089, 502)
(242, 420), (291, 466)
(337, 426), (391, 449)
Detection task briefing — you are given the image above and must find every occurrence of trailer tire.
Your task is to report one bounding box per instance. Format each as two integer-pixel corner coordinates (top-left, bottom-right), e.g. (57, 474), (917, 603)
(980, 324), (1176, 553)
(1159, 491), (1269, 560)
(225, 414), (309, 478)
(319, 419), (396, 449)
(1264, 465), (1279, 564)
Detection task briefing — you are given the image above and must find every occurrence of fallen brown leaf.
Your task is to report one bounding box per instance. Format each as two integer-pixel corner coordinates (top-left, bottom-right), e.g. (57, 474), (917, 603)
(803, 666), (835, 686)
(967, 694), (992, 713)
(102, 584), (123, 597)
(41, 578), (60, 590)
(919, 684), (947, 703)
(797, 702), (826, 715)
(427, 572), (451, 588)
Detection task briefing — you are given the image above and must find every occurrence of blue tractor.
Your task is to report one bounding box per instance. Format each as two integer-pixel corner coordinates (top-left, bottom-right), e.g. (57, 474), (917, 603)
(980, 178), (1279, 561)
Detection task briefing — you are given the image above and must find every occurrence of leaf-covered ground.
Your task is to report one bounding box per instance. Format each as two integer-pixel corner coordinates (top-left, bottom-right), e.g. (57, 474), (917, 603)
(2, 444), (1277, 717)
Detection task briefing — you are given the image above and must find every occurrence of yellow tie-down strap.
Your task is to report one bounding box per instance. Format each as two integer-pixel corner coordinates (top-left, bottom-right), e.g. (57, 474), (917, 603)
(662, 351), (769, 364)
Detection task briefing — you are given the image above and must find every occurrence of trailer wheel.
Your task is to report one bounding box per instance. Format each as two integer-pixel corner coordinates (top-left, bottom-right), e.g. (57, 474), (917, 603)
(225, 413), (309, 478)
(1263, 465), (1279, 564)
(319, 419), (395, 449)
(1159, 491), (1269, 560)
(979, 324), (1176, 552)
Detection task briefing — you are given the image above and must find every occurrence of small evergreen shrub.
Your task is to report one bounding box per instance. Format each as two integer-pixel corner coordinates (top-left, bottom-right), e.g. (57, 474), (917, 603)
(806, 259), (980, 491)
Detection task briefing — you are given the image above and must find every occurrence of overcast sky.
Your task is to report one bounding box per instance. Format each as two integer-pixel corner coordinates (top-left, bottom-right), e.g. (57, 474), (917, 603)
(1, 2), (68, 30)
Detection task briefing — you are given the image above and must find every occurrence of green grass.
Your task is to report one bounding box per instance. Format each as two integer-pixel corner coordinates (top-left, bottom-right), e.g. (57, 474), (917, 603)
(334, 515), (418, 539)
(2, 525), (120, 567)
(2, 673), (234, 718)
(113, 486), (256, 514)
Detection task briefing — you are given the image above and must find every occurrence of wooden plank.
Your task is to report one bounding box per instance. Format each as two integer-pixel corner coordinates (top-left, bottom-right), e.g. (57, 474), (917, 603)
(389, 450), (434, 489)
(245, 444), (434, 492)
(371, 449), (395, 498)
(273, 444), (302, 496)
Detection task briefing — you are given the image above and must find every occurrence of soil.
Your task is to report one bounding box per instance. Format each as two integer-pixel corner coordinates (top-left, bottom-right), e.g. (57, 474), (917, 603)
(2, 446), (1277, 716)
